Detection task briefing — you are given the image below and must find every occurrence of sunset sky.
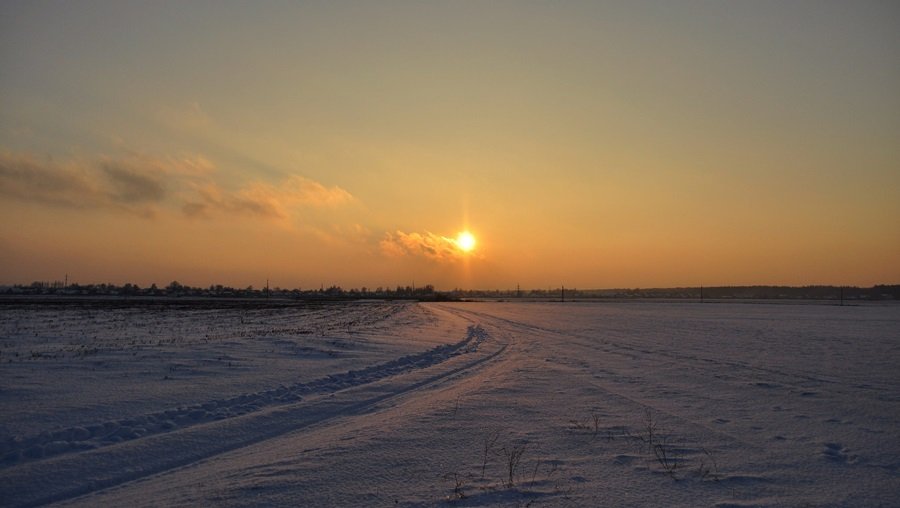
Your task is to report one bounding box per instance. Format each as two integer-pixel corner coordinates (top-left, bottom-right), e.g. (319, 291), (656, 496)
(1, 1), (898, 290)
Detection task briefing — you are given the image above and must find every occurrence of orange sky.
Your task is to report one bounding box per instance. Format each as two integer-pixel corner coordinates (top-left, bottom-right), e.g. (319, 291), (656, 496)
(1, 2), (898, 289)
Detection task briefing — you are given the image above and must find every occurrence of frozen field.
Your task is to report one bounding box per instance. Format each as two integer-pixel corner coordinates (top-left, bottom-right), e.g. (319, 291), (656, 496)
(1, 299), (899, 506)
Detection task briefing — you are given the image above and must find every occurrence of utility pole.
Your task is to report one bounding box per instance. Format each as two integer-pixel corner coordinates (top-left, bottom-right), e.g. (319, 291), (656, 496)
(266, 279), (270, 299)
(561, 285), (565, 303)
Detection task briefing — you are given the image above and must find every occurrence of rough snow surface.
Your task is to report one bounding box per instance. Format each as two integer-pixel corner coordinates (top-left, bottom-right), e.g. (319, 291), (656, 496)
(1, 300), (898, 506)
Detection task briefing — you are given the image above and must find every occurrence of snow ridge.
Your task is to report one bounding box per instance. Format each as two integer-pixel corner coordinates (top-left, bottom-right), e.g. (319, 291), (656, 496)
(1, 324), (496, 507)
(0, 325), (488, 469)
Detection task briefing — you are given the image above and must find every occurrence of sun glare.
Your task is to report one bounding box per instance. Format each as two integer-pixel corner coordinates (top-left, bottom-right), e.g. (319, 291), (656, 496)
(456, 231), (476, 252)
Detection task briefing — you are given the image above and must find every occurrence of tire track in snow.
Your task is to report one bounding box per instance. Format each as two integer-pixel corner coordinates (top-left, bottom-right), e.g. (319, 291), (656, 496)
(1, 326), (481, 468)
(0, 325), (504, 508)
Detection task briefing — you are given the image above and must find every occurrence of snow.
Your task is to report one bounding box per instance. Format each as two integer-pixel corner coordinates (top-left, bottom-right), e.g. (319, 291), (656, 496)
(1, 300), (899, 506)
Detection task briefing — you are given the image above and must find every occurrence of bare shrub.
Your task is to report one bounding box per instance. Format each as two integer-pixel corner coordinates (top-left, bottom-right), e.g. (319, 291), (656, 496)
(481, 429), (501, 479)
(591, 412), (602, 437)
(501, 442), (528, 488)
(642, 409), (657, 452)
(696, 448), (720, 481)
(569, 411), (603, 437)
(443, 471), (467, 500)
(652, 436), (679, 478)
(529, 459), (542, 487)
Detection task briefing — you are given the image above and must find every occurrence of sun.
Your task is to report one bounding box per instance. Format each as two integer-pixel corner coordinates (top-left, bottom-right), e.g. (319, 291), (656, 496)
(456, 231), (476, 252)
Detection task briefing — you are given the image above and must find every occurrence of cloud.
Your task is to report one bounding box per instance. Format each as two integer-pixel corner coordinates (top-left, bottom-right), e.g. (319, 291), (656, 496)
(0, 150), (354, 221)
(182, 175), (354, 220)
(0, 151), (169, 215)
(380, 230), (466, 262)
(100, 162), (165, 203)
(281, 176), (355, 207)
(0, 152), (90, 208)
(182, 182), (281, 219)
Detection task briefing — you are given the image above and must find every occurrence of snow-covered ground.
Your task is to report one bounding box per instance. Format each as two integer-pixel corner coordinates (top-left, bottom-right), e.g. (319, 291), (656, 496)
(1, 300), (898, 506)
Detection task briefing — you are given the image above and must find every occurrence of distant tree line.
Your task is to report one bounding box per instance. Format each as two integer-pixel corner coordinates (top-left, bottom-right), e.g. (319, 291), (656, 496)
(2, 282), (898, 301)
(450, 285), (900, 301)
(0, 281), (447, 301)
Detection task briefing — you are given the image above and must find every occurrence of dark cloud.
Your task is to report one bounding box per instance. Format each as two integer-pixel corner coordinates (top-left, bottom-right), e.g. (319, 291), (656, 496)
(0, 153), (95, 208)
(101, 163), (166, 203)
(1, 150), (355, 221)
(0, 151), (167, 215)
(187, 184), (282, 219)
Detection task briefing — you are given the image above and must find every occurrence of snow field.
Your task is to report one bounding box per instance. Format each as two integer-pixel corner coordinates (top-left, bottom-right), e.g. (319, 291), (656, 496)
(2, 300), (899, 506)
(0, 301), (455, 438)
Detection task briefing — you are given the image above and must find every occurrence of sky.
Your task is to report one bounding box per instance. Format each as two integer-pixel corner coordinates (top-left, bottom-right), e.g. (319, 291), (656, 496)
(1, 1), (898, 290)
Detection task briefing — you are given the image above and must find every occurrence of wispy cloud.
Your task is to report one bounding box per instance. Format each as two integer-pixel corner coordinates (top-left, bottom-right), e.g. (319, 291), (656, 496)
(182, 175), (354, 219)
(100, 162), (166, 203)
(181, 182), (280, 218)
(0, 150), (354, 221)
(0, 151), (173, 216)
(380, 230), (468, 262)
(0, 152), (91, 208)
